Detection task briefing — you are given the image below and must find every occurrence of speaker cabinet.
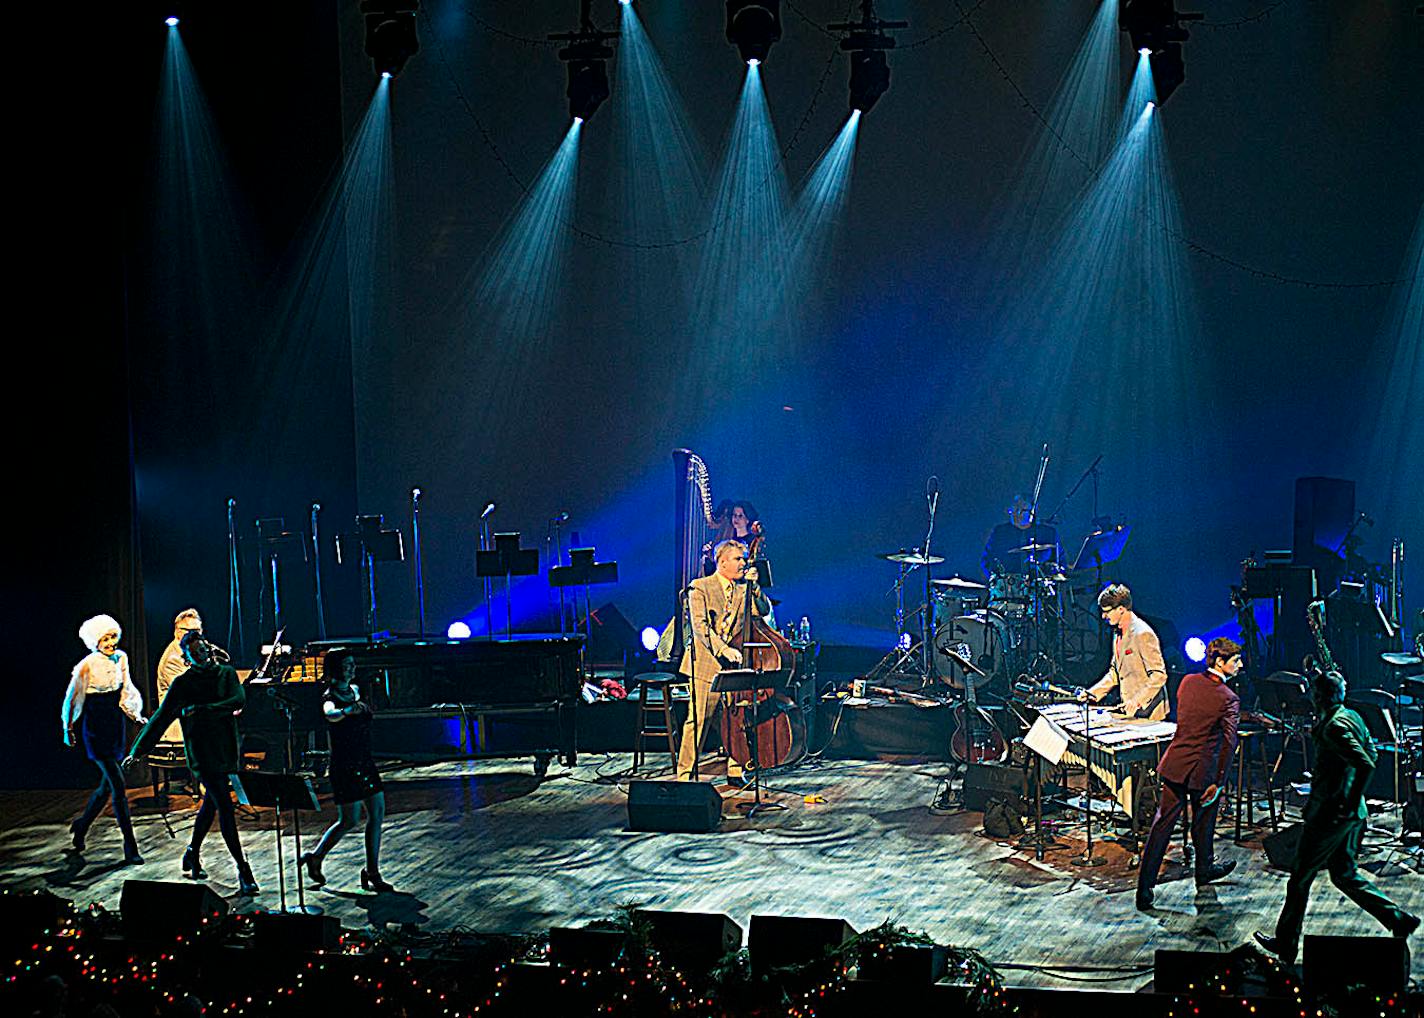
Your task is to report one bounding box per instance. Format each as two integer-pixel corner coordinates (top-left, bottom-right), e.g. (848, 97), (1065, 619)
(253, 912), (341, 953)
(120, 880), (228, 941)
(632, 909), (743, 973)
(962, 762), (1030, 812)
(1154, 949), (1243, 994)
(1303, 935), (1409, 997)
(627, 780), (722, 833)
(748, 915), (855, 977)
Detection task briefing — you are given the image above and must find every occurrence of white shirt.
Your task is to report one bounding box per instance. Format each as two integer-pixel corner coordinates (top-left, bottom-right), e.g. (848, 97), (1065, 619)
(61, 650), (145, 734)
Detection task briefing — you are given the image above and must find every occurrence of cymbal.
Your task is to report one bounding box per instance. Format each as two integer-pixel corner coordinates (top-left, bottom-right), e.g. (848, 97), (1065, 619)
(1011, 542), (1056, 553)
(1382, 652), (1423, 667)
(880, 551), (946, 565)
(932, 576), (988, 591)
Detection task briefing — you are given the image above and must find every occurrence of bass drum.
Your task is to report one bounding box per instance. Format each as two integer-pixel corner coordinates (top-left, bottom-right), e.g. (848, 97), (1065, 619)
(934, 610), (1016, 692)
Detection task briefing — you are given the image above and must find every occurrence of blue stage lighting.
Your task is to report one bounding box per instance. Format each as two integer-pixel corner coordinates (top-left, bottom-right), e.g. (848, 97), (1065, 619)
(1184, 636), (1206, 663)
(1120, 1), (1201, 105)
(361, 1), (420, 79)
(640, 626), (661, 652)
(166, 16), (180, 27)
(831, 2), (907, 114)
(748, 58), (760, 67)
(448, 620), (472, 640)
(551, 9), (618, 122)
(1139, 46), (1151, 56)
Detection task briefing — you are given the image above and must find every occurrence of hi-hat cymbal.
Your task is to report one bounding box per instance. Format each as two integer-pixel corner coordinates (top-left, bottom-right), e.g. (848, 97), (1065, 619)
(1382, 652), (1423, 667)
(933, 576), (988, 591)
(880, 551), (946, 565)
(1011, 542), (1056, 554)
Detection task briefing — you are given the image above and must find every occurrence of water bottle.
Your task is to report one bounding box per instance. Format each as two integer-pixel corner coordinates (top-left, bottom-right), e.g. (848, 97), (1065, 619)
(798, 616), (811, 644)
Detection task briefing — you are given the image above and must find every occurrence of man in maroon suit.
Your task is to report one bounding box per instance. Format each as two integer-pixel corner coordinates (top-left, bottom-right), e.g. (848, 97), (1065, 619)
(1136, 637), (1243, 910)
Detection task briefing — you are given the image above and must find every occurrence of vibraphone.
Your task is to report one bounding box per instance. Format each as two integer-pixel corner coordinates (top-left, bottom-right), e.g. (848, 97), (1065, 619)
(1034, 702), (1176, 821)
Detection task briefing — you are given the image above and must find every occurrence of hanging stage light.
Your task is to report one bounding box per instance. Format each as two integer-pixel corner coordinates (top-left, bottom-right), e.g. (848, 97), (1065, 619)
(726, 1), (783, 66)
(830, 2), (907, 114)
(550, 1), (619, 122)
(1119, 0), (1201, 105)
(360, 0), (420, 79)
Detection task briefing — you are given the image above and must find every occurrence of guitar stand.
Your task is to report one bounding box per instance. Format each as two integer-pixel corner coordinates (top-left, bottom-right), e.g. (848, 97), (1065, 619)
(712, 668), (787, 820)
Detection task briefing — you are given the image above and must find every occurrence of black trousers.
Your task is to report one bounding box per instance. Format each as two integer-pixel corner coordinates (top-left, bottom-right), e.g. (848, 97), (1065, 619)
(74, 757), (137, 849)
(1274, 814), (1411, 955)
(1137, 778), (1221, 893)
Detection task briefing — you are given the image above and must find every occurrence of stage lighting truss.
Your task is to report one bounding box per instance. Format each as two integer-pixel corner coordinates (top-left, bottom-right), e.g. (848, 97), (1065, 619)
(1119, 0), (1202, 105)
(360, 0), (420, 79)
(829, 1), (907, 114)
(550, 1), (619, 122)
(726, 1), (783, 66)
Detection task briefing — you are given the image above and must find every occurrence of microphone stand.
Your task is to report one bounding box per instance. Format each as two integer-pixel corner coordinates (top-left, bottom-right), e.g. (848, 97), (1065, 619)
(311, 504), (327, 640)
(227, 498), (245, 658)
(921, 480), (939, 683)
(412, 488), (426, 638)
(480, 509), (494, 641)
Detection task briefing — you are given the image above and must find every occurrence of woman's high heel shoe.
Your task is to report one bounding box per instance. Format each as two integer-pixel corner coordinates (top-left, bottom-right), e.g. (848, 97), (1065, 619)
(360, 868), (394, 894)
(181, 846), (206, 880)
(123, 842), (145, 866)
(68, 821), (86, 853)
(236, 859), (260, 897)
(300, 851), (326, 887)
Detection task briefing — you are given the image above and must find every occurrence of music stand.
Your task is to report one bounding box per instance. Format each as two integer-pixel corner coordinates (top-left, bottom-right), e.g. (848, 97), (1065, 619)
(475, 532), (539, 640)
(710, 668), (786, 819)
(256, 518), (308, 637)
(549, 547), (620, 644)
(336, 515), (406, 638)
(232, 770), (321, 915)
(1021, 712), (1072, 860)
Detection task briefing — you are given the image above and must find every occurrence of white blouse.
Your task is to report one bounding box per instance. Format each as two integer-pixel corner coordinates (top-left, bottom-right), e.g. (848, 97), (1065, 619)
(61, 650), (145, 734)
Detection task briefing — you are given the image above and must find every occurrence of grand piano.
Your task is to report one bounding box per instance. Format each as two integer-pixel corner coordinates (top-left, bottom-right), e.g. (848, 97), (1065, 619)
(240, 637), (583, 777)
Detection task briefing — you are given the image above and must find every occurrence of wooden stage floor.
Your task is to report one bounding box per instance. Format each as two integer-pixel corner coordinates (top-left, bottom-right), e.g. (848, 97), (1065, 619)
(3, 754), (1422, 992)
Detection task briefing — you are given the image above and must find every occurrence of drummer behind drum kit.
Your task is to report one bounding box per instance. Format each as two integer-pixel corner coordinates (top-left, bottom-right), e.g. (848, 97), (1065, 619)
(871, 530), (1130, 734)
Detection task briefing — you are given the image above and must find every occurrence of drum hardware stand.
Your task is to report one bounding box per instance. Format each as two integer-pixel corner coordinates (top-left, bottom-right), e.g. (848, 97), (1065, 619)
(921, 477), (941, 684)
(475, 532), (539, 640)
(712, 668), (787, 819)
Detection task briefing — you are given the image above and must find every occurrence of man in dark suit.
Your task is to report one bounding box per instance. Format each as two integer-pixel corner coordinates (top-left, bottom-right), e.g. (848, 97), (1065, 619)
(1255, 668), (1419, 962)
(1136, 637), (1243, 910)
(676, 539), (771, 783)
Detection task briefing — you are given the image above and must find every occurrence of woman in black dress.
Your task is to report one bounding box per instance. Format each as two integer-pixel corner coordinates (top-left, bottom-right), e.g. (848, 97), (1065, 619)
(126, 631), (257, 895)
(61, 614), (148, 864)
(301, 651), (391, 892)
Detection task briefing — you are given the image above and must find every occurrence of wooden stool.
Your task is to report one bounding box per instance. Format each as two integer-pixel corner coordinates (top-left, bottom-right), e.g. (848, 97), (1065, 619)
(632, 672), (681, 773)
(1230, 727), (1277, 840)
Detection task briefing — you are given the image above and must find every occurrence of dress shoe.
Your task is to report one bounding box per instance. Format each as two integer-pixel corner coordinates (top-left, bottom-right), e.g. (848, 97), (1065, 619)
(1135, 888), (1155, 911)
(1253, 931), (1296, 964)
(300, 851), (326, 887)
(236, 859), (260, 896)
(1393, 913), (1421, 939)
(181, 846), (207, 880)
(361, 868), (395, 894)
(1195, 860), (1236, 887)
(725, 773), (753, 790)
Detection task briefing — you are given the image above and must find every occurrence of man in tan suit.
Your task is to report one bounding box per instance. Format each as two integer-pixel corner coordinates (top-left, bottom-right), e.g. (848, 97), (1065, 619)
(155, 608), (205, 745)
(1084, 584), (1168, 721)
(676, 539), (771, 782)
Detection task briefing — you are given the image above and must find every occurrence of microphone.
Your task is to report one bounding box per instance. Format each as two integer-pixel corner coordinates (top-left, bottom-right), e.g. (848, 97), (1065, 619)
(1360, 512), (1374, 527)
(480, 502), (496, 520)
(227, 498), (236, 509)
(312, 503), (321, 513)
(549, 511), (570, 524)
(412, 487), (422, 501)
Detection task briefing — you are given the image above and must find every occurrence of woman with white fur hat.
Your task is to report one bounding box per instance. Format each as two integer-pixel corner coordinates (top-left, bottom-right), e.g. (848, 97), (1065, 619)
(61, 614), (148, 863)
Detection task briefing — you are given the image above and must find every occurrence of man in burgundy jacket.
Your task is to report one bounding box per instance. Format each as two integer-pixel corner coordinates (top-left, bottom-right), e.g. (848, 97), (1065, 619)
(1136, 637), (1243, 910)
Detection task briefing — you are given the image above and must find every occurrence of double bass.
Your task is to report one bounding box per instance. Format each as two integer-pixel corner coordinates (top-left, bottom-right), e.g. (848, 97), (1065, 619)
(717, 582), (807, 771)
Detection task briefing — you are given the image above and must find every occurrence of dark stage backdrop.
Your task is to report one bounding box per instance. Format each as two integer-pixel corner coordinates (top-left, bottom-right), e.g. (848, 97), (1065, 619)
(10, 3), (1421, 789)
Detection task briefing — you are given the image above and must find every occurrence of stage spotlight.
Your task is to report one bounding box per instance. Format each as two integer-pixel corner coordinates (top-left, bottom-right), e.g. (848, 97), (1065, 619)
(551, 2), (619, 122)
(830, 2), (907, 114)
(1120, 0), (1201, 105)
(1184, 636), (1206, 664)
(360, 0), (420, 79)
(166, 16), (179, 27)
(448, 620), (472, 640)
(726, 1), (782, 66)
(640, 626), (661, 652)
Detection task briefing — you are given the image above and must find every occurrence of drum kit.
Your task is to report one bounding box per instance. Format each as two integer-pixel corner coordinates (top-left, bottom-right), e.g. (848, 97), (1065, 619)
(873, 535), (1116, 697)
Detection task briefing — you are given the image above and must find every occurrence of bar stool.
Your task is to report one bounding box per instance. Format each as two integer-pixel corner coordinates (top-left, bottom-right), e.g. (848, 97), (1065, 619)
(632, 672), (682, 773)
(1229, 727), (1278, 840)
